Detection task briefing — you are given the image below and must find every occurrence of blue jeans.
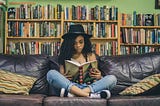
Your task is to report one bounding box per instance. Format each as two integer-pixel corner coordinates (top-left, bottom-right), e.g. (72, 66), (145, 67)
(47, 70), (117, 96)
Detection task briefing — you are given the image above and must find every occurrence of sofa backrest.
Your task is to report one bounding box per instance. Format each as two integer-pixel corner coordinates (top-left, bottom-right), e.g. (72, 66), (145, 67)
(98, 52), (160, 94)
(1, 52), (160, 95)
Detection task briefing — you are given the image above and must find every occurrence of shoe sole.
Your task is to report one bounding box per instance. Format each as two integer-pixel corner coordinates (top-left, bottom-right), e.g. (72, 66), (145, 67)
(105, 90), (111, 99)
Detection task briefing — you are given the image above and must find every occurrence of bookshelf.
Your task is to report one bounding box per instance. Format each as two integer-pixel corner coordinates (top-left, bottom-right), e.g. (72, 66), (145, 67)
(0, 2), (6, 53)
(62, 5), (119, 56)
(120, 12), (160, 55)
(5, 2), (120, 56)
(5, 2), (62, 55)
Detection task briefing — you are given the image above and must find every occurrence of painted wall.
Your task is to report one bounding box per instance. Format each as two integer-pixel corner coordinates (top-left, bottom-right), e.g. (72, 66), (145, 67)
(7, 0), (160, 14)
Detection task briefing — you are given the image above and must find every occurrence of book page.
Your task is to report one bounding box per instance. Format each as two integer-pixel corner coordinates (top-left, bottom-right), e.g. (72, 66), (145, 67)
(66, 59), (81, 66)
(81, 60), (97, 73)
(65, 60), (80, 77)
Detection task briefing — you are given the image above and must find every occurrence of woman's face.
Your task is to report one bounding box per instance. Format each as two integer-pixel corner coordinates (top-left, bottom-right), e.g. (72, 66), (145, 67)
(74, 35), (85, 54)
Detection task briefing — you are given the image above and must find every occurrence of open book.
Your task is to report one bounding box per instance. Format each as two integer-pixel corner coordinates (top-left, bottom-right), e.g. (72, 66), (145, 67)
(65, 59), (98, 84)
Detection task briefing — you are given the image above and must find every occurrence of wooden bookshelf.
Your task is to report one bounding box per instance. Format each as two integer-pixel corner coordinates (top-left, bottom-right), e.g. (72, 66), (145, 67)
(5, 2), (120, 56)
(4, 2), (160, 56)
(119, 13), (160, 55)
(62, 5), (119, 56)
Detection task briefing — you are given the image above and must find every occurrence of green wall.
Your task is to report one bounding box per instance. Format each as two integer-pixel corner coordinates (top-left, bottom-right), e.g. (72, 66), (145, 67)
(7, 0), (160, 14)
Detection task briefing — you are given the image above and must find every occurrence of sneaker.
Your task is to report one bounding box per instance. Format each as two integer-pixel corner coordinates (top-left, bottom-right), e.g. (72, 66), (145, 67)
(60, 88), (75, 97)
(67, 92), (75, 97)
(89, 93), (101, 98)
(100, 90), (111, 99)
(89, 90), (111, 99)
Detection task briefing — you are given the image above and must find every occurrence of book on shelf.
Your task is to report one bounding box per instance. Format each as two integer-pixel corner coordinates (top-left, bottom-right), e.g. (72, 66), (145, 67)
(144, 14), (154, 26)
(8, 7), (16, 19)
(65, 59), (98, 84)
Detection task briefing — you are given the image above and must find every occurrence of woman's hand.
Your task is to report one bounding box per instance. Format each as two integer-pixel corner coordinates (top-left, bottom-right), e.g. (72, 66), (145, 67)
(60, 65), (73, 80)
(89, 68), (102, 80)
(63, 72), (73, 80)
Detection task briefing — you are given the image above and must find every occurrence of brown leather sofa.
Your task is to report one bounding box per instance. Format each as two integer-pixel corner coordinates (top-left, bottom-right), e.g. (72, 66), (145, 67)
(0, 52), (160, 106)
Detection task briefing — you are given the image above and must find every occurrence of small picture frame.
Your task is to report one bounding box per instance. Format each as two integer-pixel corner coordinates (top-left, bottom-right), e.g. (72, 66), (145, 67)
(155, 0), (160, 9)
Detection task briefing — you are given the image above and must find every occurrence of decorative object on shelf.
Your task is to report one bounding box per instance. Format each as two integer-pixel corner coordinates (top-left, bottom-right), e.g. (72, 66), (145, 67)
(8, 7), (16, 19)
(155, 0), (160, 9)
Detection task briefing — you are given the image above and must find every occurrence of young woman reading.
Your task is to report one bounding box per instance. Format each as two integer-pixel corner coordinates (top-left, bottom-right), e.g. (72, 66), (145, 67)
(47, 24), (117, 99)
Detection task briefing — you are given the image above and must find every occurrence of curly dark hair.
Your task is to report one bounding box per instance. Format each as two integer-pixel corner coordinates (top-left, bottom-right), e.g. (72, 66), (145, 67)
(58, 35), (93, 66)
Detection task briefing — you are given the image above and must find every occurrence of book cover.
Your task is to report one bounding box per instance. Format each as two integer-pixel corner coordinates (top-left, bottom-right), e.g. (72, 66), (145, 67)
(8, 7), (16, 19)
(144, 14), (154, 26)
(133, 11), (137, 26)
(65, 59), (98, 84)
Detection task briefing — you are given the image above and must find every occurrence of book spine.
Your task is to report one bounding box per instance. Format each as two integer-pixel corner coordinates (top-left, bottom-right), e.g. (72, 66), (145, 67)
(79, 66), (83, 84)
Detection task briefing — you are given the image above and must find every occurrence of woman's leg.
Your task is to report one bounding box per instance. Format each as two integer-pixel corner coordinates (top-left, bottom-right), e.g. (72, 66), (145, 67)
(47, 70), (90, 97)
(70, 85), (89, 97)
(70, 75), (117, 96)
(87, 75), (117, 93)
(47, 70), (72, 90)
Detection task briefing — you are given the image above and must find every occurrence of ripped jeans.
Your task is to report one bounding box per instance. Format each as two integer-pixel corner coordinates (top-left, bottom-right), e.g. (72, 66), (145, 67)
(47, 69), (117, 96)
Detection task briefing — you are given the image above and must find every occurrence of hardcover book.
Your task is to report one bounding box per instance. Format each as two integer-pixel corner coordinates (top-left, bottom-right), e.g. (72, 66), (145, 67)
(65, 59), (98, 84)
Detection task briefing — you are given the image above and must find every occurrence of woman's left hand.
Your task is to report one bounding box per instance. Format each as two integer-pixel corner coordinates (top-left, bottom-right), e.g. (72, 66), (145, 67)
(89, 68), (102, 80)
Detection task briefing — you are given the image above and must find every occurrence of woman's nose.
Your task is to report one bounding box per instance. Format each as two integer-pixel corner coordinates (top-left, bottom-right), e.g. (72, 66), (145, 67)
(76, 43), (81, 47)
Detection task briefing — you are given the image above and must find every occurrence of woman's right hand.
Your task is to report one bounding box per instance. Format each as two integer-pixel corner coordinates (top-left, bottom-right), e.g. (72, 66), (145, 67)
(89, 68), (102, 80)
(60, 65), (73, 80)
(63, 73), (73, 80)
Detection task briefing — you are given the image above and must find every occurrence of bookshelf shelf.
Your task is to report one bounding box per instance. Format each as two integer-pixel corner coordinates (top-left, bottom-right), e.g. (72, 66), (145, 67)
(121, 43), (160, 46)
(120, 26), (160, 29)
(64, 20), (118, 23)
(91, 37), (118, 40)
(7, 19), (62, 22)
(7, 36), (61, 39)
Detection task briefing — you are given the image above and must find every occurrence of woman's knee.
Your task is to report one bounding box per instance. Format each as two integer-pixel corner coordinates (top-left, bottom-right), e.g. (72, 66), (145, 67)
(47, 70), (58, 82)
(104, 75), (117, 84)
(110, 75), (117, 83)
(103, 75), (117, 90)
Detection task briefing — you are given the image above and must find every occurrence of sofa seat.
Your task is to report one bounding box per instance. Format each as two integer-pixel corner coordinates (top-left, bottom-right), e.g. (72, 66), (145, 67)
(0, 94), (45, 106)
(108, 95), (160, 106)
(43, 96), (107, 106)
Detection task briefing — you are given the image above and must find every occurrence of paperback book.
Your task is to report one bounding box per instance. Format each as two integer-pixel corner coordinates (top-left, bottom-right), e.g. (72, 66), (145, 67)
(65, 59), (98, 84)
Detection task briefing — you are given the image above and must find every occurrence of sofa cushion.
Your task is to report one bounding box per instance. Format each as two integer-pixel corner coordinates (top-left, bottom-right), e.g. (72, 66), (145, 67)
(0, 69), (37, 95)
(0, 54), (50, 95)
(119, 74), (160, 95)
(44, 96), (107, 106)
(0, 94), (45, 106)
(98, 52), (160, 95)
(108, 95), (160, 106)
